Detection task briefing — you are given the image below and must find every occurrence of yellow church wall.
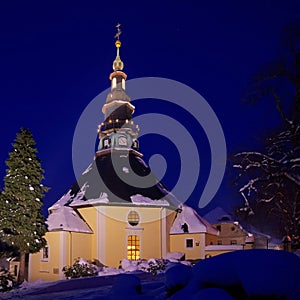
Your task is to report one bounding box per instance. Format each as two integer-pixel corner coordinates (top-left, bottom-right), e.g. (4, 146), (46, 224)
(77, 206), (98, 259)
(170, 233), (206, 260)
(29, 231), (62, 282)
(165, 209), (177, 254)
(29, 230), (92, 282)
(29, 205), (177, 282)
(102, 206), (166, 267)
(69, 232), (92, 263)
(105, 210), (126, 267)
(141, 218), (161, 259)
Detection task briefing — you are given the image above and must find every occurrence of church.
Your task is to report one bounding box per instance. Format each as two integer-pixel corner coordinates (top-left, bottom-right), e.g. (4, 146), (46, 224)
(28, 26), (220, 282)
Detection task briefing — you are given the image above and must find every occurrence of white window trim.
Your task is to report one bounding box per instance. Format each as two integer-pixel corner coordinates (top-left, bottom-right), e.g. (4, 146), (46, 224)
(40, 245), (50, 262)
(126, 233), (142, 261)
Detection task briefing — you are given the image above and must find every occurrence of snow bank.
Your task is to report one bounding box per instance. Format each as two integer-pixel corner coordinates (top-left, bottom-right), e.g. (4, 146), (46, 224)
(170, 249), (300, 300)
(191, 288), (235, 300)
(164, 252), (185, 261)
(110, 274), (141, 299)
(165, 264), (192, 297)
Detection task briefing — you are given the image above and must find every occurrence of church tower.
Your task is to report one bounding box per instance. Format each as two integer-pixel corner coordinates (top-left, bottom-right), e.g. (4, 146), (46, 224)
(63, 24), (179, 204)
(28, 25), (218, 283)
(97, 24), (140, 154)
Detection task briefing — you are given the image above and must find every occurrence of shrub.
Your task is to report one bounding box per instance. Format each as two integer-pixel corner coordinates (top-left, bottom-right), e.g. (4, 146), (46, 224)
(62, 258), (98, 279)
(140, 258), (167, 276)
(0, 269), (15, 292)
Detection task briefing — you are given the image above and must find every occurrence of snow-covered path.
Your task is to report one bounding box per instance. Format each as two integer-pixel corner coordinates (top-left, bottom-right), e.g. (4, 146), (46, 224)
(0, 272), (166, 300)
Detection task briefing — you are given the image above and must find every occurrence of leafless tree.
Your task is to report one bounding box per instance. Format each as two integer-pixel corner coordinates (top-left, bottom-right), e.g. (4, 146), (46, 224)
(233, 22), (300, 249)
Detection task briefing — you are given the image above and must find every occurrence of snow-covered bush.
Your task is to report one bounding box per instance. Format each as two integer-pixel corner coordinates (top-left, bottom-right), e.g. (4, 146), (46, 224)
(0, 269), (15, 292)
(62, 258), (98, 279)
(140, 258), (167, 276)
(119, 258), (167, 275)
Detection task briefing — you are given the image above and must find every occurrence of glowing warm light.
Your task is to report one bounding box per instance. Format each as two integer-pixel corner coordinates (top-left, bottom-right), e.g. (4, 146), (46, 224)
(127, 235), (140, 260)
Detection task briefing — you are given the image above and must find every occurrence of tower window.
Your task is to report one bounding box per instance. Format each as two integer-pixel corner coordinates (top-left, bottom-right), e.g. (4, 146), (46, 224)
(127, 235), (140, 260)
(127, 210), (140, 226)
(103, 138), (111, 149)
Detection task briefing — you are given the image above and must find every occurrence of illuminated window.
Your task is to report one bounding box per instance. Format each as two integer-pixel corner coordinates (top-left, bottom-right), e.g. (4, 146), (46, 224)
(41, 246), (49, 262)
(127, 235), (140, 260)
(127, 211), (140, 226)
(103, 138), (111, 149)
(186, 239), (193, 248)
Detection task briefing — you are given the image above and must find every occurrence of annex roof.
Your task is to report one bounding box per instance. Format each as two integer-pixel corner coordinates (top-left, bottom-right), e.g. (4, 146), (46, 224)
(47, 206), (93, 233)
(170, 205), (219, 235)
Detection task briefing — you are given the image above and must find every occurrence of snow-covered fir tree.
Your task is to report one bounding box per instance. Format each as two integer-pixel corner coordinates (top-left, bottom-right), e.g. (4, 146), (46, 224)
(233, 23), (300, 249)
(0, 128), (48, 282)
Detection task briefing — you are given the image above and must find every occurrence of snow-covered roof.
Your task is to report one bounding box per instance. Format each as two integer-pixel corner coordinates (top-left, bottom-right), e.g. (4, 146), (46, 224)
(170, 205), (218, 235)
(49, 153), (180, 211)
(47, 206), (93, 233)
(130, 194), (169, 206)
(203, 207), (234, 224)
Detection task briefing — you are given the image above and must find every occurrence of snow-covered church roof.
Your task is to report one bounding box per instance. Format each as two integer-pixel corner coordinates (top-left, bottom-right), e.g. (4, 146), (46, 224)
(48, 153), (180, 213)
(47, 206), (92, 233)
(170, 205), (219, 235)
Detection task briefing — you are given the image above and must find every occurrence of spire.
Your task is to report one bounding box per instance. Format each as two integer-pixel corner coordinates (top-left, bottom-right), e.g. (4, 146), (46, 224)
(113, 23), (124, 71)
(97, 24), (140, 154)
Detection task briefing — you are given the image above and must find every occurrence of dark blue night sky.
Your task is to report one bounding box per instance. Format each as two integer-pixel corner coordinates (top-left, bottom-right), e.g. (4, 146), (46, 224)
(1, 1), (300, 215)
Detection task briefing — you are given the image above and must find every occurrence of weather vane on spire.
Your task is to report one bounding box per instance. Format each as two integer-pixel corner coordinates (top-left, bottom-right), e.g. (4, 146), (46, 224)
(114, 23), (122, 40)
(113, 23), (123, 70)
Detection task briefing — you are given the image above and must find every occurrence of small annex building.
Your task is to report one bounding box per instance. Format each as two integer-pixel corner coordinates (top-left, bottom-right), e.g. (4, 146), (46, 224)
(28, 28), (219, 282)
(203, 207), (254, 257)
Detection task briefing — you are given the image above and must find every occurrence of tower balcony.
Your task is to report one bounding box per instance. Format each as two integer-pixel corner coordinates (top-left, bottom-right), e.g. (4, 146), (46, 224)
(98, 119), (139, 136)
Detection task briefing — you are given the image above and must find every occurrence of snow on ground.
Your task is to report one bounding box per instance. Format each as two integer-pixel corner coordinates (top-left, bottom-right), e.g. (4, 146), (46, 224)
(1, 250), (300, 300)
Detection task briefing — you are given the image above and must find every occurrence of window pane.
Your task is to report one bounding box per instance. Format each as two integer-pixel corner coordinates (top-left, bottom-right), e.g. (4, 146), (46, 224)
(127, 235), (140, 260)
(186, 239), (193, 248)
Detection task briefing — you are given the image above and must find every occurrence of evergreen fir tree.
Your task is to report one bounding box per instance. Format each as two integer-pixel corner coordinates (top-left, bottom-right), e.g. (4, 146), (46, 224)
(0, 128), (48, 283)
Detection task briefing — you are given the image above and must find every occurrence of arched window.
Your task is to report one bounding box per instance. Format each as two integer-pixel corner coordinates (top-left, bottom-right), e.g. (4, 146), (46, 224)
(127, 210), (140, 226)
(127, 235), (140, 260)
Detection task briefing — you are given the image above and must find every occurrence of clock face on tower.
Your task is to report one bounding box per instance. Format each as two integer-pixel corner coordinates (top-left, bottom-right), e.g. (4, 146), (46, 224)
(118, 136), (127, 146)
